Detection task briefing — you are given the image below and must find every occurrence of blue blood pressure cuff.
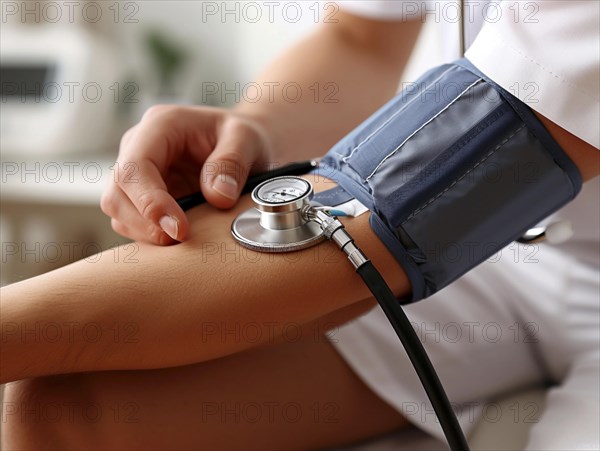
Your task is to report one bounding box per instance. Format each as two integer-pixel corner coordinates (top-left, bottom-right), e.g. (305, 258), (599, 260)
(312, 59), (582, 303)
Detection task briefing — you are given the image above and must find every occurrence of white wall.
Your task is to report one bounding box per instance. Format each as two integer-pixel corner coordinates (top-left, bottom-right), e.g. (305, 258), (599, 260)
(104, 1), (319, 110)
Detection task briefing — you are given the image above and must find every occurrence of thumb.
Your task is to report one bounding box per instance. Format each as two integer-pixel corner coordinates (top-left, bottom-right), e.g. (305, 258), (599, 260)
(201, 120), (263, 209)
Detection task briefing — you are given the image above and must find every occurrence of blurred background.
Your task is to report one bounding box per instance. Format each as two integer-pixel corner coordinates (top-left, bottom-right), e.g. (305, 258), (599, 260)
(0, 0), (440, 284)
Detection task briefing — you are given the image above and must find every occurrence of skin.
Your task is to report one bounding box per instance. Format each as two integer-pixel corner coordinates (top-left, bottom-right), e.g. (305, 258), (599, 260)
(535, 114), (599, 181)
(1, 12), (426, 450)
(2, 325), (406, 450)
(0, 176), (410, 383)
(1, 10), (599, 451)
(1, 176), (411, 450)
(100, 14), (424, 245)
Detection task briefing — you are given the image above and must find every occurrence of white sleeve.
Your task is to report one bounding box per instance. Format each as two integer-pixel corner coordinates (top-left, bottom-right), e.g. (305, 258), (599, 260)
(338, 1), (427, 20)
(466, 1), (599, 148)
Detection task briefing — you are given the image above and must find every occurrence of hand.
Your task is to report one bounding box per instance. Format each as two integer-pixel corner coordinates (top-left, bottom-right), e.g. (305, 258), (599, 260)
(101, 105), (273, 245)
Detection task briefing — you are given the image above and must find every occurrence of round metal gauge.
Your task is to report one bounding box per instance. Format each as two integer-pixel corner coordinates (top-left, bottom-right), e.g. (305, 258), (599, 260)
(232, 176), (324, 252)
(252, 177), (311, 212)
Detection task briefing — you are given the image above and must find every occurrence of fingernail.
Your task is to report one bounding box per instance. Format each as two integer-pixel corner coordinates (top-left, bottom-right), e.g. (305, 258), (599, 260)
(159, 215), (179, 241)
(212, 174), (238, 200)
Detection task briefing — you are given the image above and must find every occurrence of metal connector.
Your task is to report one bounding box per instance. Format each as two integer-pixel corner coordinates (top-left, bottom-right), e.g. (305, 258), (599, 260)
(302, 206), (370, 269)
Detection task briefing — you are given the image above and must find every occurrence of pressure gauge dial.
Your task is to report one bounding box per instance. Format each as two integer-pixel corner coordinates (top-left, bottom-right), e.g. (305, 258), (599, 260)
(252, 177), (312, 212)
(232, 176), (324, 252)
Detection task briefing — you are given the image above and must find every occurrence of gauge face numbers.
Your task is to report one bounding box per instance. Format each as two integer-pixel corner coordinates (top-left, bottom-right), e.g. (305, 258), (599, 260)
(255, 177), (310, 204)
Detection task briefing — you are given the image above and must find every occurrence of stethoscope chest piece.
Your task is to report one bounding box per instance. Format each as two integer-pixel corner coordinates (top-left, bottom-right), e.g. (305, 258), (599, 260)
(231, 176), (325, 252)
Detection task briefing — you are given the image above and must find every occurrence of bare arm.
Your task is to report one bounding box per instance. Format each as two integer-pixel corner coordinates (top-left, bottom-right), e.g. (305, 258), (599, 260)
(5, 13), (597, 384)
(0, 177), (409, 384)
(236, 12), (423, 161)
(535, 113), (599, 181)
(100, 13), (423, 245)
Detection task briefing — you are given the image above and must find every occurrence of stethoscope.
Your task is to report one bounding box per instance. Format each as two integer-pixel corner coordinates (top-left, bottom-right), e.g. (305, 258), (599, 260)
(174, 8), (572, 447)
(177, 159), (572, 247)
(518, 221), (573, 244)
(229, 169), (573, 249)
(177, 161), (570, 451)
(225, 171), (470, 449)
(177, 165), (471, 450)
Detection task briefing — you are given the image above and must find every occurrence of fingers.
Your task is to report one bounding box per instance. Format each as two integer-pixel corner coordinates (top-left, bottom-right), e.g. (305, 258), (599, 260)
(101, 184), (180, 245)
(114, 158), (189, 241)
(201, 117), (267, 209)
(106, 106), (205, 243)
(102, 105), (270, 244)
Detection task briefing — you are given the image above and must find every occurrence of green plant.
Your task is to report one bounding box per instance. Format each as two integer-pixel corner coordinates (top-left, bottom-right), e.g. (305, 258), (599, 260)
(144, 30), (187, 95)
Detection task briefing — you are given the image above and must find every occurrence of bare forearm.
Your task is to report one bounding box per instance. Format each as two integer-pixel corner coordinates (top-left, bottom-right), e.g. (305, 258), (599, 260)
(0, 178), (409, 383)
(236, 14), (422, 161)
